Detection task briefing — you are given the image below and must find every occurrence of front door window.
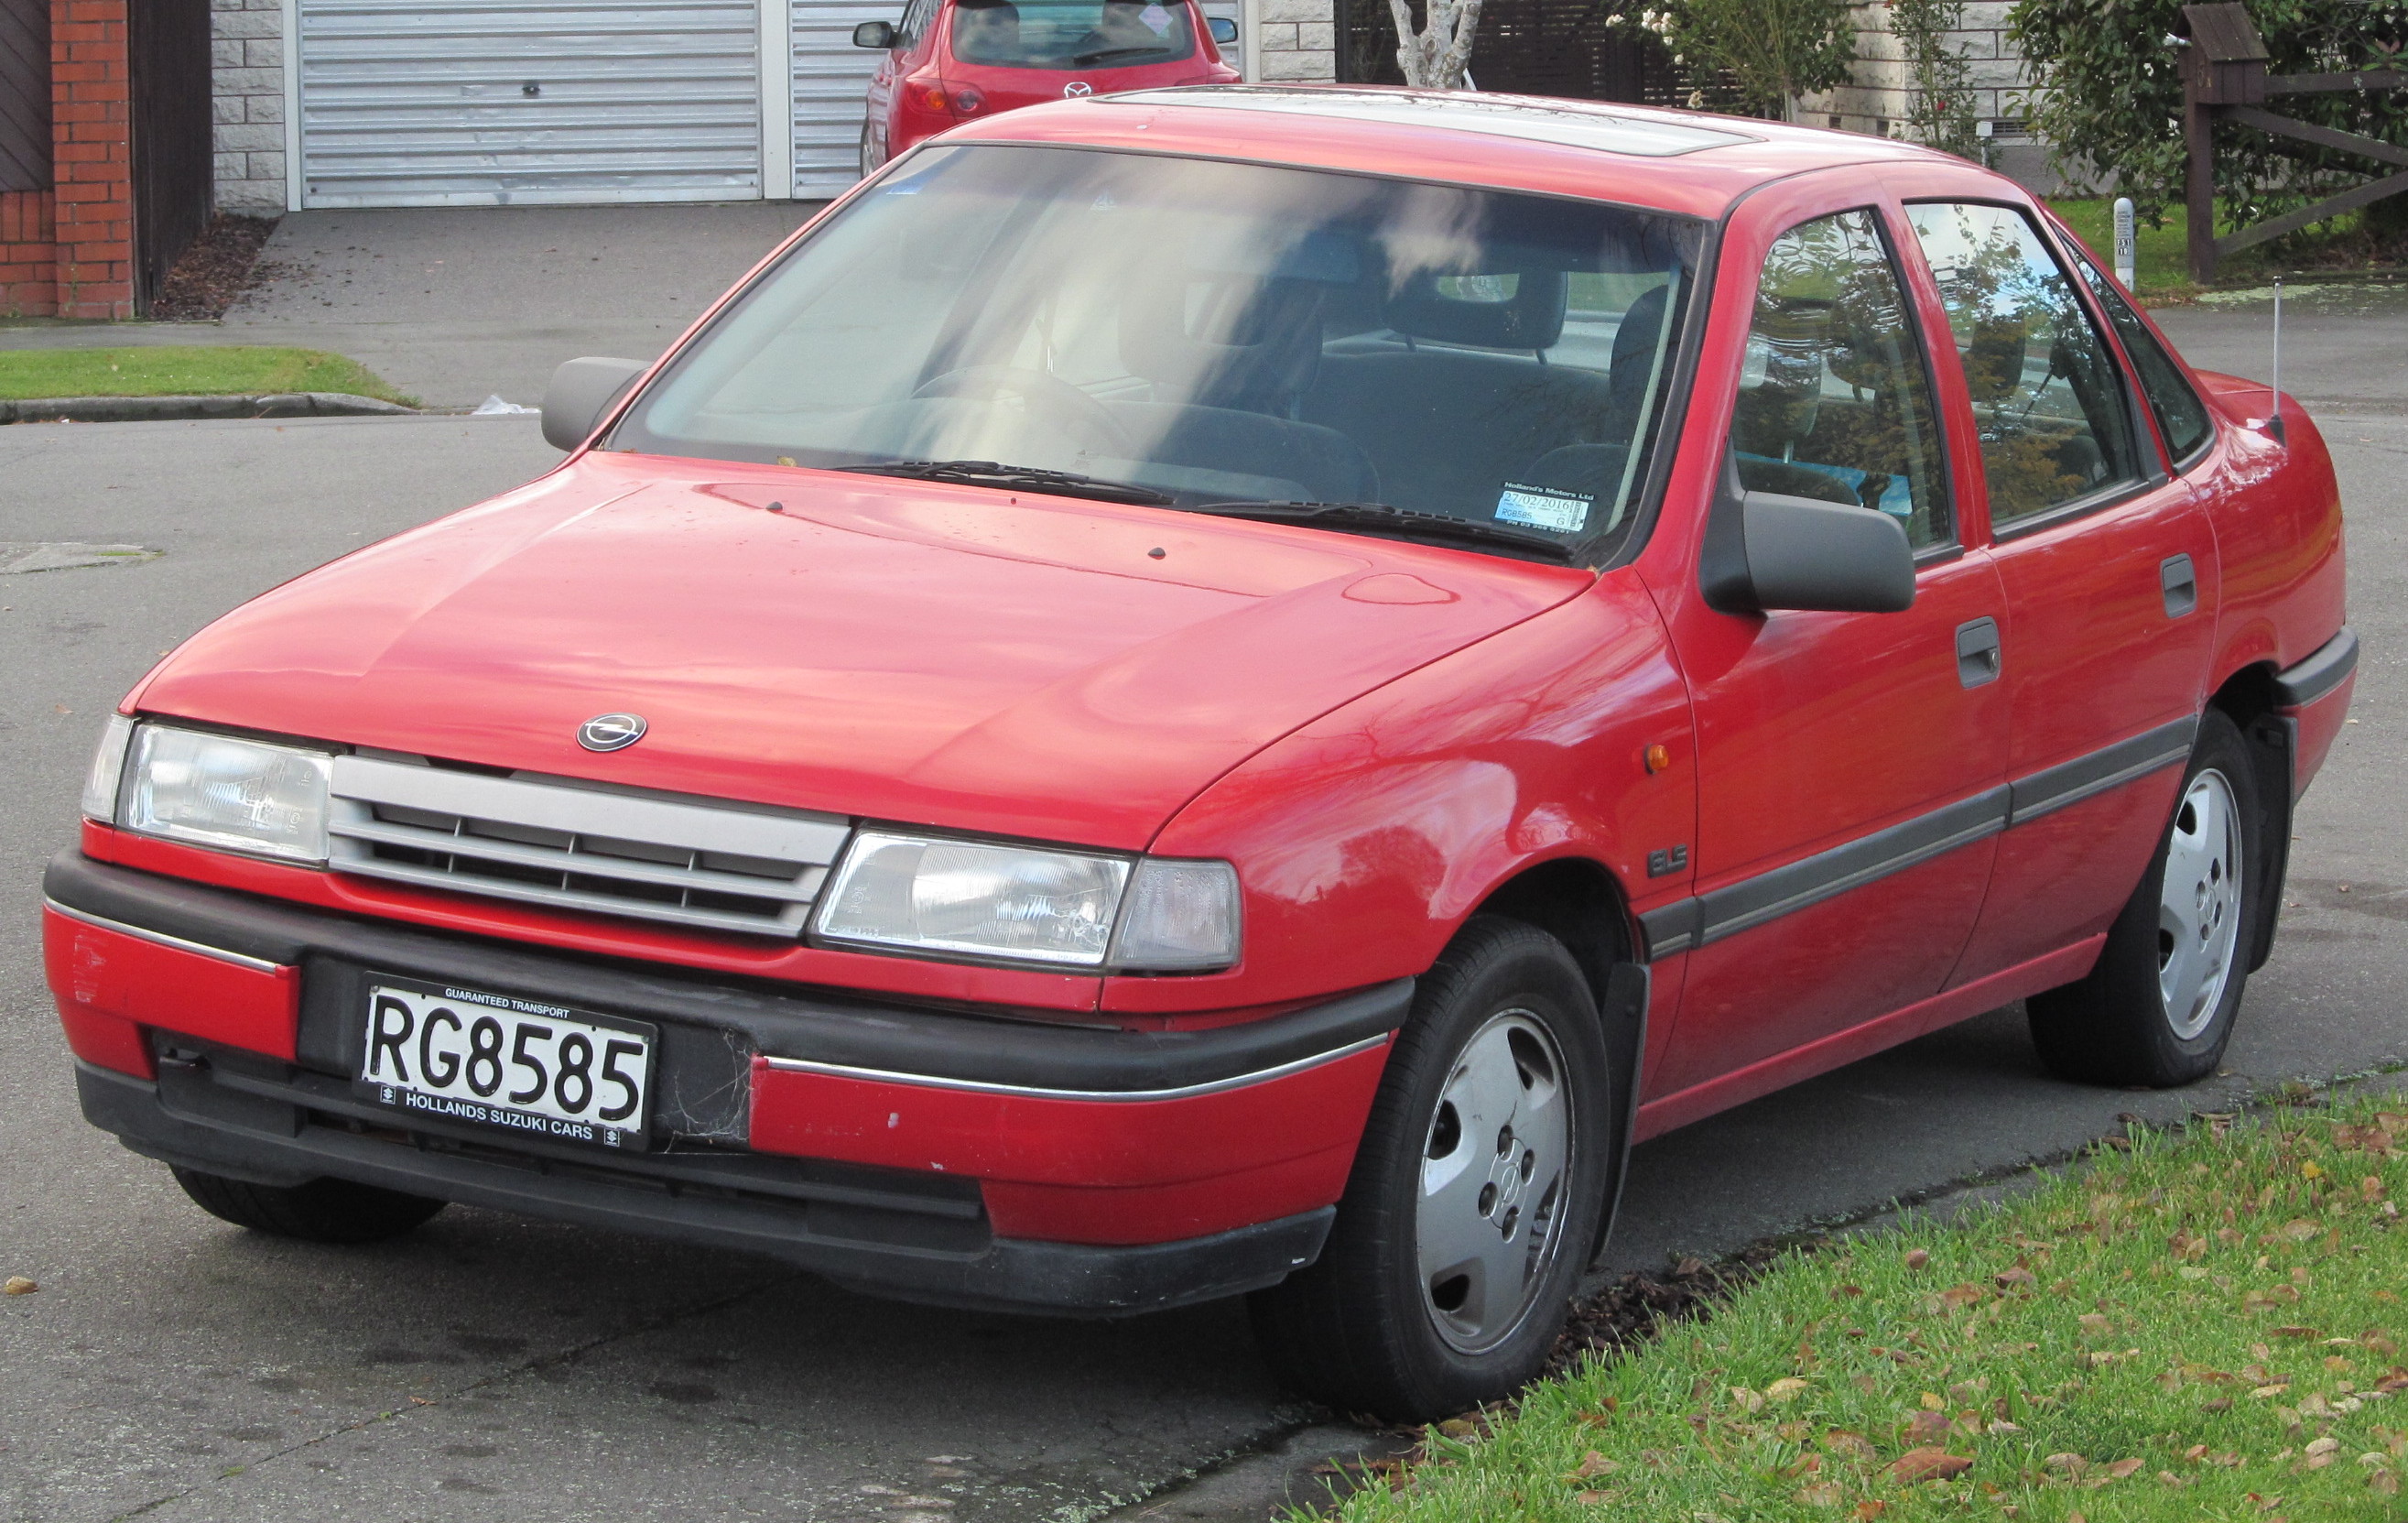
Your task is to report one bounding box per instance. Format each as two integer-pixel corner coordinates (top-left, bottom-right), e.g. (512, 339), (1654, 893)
(1905, 203), (2144, 528)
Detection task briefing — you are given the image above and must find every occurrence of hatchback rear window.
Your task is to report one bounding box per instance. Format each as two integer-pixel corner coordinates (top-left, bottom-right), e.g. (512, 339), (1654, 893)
(951, 0), (1196, 70)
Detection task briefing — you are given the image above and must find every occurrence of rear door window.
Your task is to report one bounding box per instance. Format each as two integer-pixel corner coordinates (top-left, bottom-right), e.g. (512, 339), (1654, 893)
(2066, 248), (2215, 469)
(1905, 202), (2145, 529)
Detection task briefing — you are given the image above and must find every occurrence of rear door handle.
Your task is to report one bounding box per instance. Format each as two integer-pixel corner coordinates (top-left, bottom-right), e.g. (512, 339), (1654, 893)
(2161, 553), (2197, 618)
(1955, 616), (2001, 689)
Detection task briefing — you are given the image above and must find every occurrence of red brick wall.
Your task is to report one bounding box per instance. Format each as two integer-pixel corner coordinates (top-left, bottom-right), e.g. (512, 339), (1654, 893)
(51, 0), (130, 317)
(0, 0), (134, 319)
(0, 188), (56, 315)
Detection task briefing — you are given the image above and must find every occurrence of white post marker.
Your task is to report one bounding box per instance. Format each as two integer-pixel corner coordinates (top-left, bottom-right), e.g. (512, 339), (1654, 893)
(2113, 197), (2137, 290)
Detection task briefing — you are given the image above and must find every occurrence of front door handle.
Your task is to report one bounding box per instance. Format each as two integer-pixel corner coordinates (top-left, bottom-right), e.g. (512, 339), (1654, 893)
(1955, 616), (2001, 689)
(2162, 553), (2198, 618)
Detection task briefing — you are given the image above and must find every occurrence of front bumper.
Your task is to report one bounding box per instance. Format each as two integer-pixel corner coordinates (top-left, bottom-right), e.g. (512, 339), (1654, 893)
(44, 852), (1405, 1314)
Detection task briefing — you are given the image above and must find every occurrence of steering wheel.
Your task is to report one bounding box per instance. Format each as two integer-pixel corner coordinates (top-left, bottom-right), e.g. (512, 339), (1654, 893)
(908, 365), (1134, 459)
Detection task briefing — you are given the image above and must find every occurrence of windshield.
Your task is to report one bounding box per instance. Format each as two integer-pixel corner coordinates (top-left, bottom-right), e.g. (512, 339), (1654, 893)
(614, 145), (1703, 562)
(951, 0), (1195, 69)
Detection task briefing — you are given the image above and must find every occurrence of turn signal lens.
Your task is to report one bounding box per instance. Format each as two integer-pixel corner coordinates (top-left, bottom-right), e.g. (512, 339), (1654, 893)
(81, 713), (135, 823)
(1111, 858), (1242, 971)
(920, 86), (949, 110)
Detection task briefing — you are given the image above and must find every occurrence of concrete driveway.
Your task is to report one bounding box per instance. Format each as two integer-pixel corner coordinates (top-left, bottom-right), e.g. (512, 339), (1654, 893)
(1, 291), (2402, 1522)
(0, 203), (822, 409)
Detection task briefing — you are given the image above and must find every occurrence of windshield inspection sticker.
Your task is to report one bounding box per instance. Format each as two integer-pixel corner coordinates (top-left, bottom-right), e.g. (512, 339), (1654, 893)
(1494, 484), (1591, 533)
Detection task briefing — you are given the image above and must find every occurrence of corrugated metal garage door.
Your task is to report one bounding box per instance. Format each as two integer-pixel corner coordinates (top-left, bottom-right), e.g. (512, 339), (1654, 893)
(298, 0), (765, 208)
(790, 0), (889, 194)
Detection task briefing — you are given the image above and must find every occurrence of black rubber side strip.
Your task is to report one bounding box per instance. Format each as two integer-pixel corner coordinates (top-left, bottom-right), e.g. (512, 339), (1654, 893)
(1637, 898), (1702, 961)
(1697, 785), (2010, 947)
(2006, 715), (2198, 826)
(44, 853), (1412, 1093)
(2272, 626), (2358, 709)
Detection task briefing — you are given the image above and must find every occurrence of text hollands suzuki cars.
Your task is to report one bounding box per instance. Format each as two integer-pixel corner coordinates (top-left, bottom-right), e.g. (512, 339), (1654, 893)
(47, 89), (2351, 1420)
(851, 0), (1239, 174)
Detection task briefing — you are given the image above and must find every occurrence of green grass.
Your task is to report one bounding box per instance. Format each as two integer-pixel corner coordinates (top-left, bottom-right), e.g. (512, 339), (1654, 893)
(0, 345), (412, 404)
(1331, 1092), (2408, 1522)
(2046, 200), (2209, 300)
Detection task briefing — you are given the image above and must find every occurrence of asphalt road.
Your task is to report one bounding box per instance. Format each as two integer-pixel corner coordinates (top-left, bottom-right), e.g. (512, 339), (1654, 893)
(2, 293), (2402, 1522)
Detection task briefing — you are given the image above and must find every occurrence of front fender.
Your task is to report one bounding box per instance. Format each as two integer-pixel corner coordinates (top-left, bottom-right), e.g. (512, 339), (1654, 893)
(1106, 570), (1696, 1015)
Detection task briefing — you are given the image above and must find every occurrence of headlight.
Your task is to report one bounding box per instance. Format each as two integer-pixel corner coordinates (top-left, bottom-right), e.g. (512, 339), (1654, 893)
(81, 713), (136, 822)
(815, 831), (1241, 972)
(119, 724), (333, 864)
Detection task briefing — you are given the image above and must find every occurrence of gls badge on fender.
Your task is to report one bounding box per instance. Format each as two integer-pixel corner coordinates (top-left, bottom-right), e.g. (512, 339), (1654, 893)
(577, 713), (647, 752)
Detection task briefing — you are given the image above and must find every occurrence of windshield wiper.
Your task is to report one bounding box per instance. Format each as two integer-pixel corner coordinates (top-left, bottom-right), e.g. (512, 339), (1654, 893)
(1189, 500), (1578, 560)
(1070, 44), (1169, 62)
(833, 459), (1175, 506)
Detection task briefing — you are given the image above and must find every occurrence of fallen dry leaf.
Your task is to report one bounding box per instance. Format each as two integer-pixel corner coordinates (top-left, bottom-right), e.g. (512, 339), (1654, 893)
(1767, 1376), (1811, 1403)
(1904, 1411), (1950, 1444)
(2102, 1458), (2146, 1481)
(2078, 1312), (2112, 1334)
(1824, 1431), (1880, 1462)
(1564, 1451), (1620, 1481)
(1887, 1448), (1972, 1484)
(1904, 1248), (1930, 1270)
(2, 1277), (36, 1296)
(1852, 1503), (1889, 1520)
(1795, 1481), (1847, 1507)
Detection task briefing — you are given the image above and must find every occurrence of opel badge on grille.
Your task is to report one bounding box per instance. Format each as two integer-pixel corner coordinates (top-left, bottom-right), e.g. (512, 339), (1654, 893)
(578, 713), (647, 752)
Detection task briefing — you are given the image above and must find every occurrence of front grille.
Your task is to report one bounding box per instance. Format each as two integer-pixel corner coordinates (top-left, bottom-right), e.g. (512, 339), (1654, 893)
(328, 755), (851, 936)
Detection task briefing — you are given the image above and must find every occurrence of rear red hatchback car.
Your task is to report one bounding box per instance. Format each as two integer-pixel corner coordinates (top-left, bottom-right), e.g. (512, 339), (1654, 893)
(851, 0), (1238, 173)
(49, 89), (2351, 1421)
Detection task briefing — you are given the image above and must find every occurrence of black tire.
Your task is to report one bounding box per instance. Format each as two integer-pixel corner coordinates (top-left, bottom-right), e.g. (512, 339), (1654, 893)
(1248, 916), (1613, 1421)
(859, 125), (883, 178)
(171, 1167), (447, 1244)
(2028, 708), (2263, 1087)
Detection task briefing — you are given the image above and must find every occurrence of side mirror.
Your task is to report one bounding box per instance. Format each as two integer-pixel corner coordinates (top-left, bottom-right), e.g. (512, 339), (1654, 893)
(541, 356), (647, 451)
(1701, 469), (1916, 614)
(1737, 492), (1915, 612)
(1208, 16), (1239, 44)
(853, 19), (895, 48)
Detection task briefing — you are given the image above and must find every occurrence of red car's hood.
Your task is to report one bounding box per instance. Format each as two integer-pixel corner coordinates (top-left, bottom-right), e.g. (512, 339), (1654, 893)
(135, 457), (1591, 848)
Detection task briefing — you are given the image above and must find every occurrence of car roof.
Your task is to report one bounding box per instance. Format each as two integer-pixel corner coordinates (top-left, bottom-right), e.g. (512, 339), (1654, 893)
(936, 84), (1995, 220)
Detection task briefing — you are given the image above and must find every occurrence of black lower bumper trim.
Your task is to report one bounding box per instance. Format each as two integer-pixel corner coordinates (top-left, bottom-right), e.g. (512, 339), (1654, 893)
(78, 1061), (1333, 1316)
(2272, 626), (2357, 709)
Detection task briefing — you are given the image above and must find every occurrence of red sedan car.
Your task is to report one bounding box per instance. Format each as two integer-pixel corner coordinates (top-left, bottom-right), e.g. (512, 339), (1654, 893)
(851, 0), (1239, 174)
(48, 88), (2351, 1420)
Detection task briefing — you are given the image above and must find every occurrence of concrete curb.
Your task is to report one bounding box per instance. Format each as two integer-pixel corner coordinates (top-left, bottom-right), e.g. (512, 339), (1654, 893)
(0, 392), (417, 424)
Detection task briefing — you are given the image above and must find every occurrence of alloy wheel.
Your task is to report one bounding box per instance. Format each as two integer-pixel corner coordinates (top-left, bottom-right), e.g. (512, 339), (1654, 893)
(1416, 1010), (1574, 1354)
(2159, 767), (2243, 1039)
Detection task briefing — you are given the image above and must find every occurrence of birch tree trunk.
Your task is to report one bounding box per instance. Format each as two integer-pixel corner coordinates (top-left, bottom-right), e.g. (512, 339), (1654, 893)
(1386, 0), (1484, 89)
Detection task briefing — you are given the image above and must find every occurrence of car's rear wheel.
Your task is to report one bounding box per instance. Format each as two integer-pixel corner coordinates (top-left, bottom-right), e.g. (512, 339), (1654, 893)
(2027, 708), (2262, 1087)
(1248, 916), (1612, 1421)
(171, 1167), (447, 1244)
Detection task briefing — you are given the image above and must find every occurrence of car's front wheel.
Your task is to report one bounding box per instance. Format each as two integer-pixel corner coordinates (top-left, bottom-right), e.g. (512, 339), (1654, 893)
(859, 125), (884, 179)
(2027, 708), (2263, 1087)
(172, 1168), (447, 1244)
(1248, 917), (1613, 1420)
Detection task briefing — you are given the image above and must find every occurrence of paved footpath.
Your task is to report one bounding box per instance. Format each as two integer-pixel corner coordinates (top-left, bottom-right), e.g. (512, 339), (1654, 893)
(0, 289), (2401, 1523)
(0, 203), (822, 410)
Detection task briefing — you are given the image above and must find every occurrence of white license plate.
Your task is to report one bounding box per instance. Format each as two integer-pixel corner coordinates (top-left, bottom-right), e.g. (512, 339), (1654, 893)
(355, 976), (655, 1150)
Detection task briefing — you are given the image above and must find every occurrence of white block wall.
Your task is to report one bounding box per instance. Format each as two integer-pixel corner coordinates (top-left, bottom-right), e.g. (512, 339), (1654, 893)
(212, 0), (287, 214)
(1258, 0), (1337, 81)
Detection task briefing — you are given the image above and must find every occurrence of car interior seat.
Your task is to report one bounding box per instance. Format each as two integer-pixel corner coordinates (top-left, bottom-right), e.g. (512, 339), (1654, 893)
(1107, 268), (1377, 503)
